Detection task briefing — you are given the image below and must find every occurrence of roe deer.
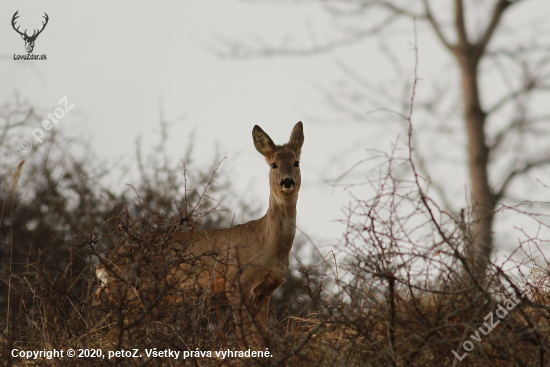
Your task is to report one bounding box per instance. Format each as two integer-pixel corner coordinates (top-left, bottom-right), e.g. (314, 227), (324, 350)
(95, 121), (304, 341)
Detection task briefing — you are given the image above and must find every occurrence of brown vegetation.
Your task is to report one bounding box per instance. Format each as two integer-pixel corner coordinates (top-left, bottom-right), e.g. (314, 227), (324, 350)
(217, 0), (550, 283)
(95, 122), (304, 348)
(2, 36), (550, 365)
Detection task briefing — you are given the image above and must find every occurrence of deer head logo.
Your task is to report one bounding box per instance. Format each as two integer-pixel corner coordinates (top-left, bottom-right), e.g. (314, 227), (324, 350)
(12, 11), (49, 54)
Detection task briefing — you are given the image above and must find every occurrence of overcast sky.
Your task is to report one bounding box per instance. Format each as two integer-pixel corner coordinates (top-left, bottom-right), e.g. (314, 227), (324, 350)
(2, 1), (549, 261)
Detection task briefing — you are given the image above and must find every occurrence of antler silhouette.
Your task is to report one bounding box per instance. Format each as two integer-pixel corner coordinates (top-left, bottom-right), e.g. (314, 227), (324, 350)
(33, 13), (49, 39)
(11, 11), (49, 40)
(11, 11), (25, 37)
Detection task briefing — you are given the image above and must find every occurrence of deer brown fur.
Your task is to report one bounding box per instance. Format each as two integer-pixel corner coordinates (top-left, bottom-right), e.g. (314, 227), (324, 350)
(96, 122), (304, 340)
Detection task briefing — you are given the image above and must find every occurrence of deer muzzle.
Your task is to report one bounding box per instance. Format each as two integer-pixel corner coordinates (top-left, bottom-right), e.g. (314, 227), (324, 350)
(280, 178), (295, 191)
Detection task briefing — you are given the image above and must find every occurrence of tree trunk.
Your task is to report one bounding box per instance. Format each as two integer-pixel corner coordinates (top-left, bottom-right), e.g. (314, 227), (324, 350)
(455, 50), (496, 279)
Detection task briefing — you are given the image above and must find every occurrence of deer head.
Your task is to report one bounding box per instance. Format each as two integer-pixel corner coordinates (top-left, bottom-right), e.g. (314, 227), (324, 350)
(12, 11), (49, 54)
(253, 122), (304, 203)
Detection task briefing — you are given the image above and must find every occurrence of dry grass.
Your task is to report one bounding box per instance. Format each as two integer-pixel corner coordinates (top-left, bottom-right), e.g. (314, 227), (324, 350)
(2, 147), (550, 367)
(1, 101), (550, 367)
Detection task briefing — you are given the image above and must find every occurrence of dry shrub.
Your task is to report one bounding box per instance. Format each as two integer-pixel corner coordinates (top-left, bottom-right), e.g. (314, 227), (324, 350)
(2, 98), (550, 367)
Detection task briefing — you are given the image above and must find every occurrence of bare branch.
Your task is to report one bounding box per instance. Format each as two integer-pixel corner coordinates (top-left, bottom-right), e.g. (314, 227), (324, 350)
(495, 157), (550, 201)
(369, 1), (422, 19)
(312, 0), (425, 19)
(476, 0), (516, 53)
(454, 0), (469, 46)
(486, 83), (536, 116)
(490, 113), (550, 153)
(209, 14), (399, 57)
(421, 0), (453, 50)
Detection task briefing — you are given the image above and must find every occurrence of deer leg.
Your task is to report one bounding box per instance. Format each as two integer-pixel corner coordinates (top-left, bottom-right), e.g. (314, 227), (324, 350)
(252, 275), (283, 322)
(252, 292), (272, 329)
(228, 293), (244, 341)
(248, 275), (284, 346)
(226, 278), (254, 347)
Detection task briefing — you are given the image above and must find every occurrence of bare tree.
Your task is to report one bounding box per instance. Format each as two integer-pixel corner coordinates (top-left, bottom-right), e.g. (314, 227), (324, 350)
(214, 0), (550, 280)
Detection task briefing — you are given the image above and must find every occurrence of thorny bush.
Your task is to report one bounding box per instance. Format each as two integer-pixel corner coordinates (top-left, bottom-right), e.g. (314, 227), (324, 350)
(1, 95), (550, 366)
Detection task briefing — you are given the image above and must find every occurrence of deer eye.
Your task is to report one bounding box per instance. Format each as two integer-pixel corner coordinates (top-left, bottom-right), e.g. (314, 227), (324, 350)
(294, 161), (300, 167)
(271, 163), (278, 169)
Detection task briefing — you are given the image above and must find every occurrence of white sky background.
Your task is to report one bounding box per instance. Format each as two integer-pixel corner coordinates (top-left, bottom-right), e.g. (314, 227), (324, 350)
(1, 1), (549, 262)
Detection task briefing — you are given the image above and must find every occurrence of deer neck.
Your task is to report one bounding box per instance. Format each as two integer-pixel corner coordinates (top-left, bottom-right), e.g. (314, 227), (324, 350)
(264, 192), (297, 251)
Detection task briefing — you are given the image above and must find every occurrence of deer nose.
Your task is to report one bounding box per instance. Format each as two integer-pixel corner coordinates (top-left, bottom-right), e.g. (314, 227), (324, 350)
(280, 178), (294, 188)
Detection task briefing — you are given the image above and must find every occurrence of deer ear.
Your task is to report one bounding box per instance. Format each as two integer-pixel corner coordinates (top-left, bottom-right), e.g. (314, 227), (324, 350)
(288, 121), (304, 153)
(21, 34), (25, 40)
(252, 125), (276, 158)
